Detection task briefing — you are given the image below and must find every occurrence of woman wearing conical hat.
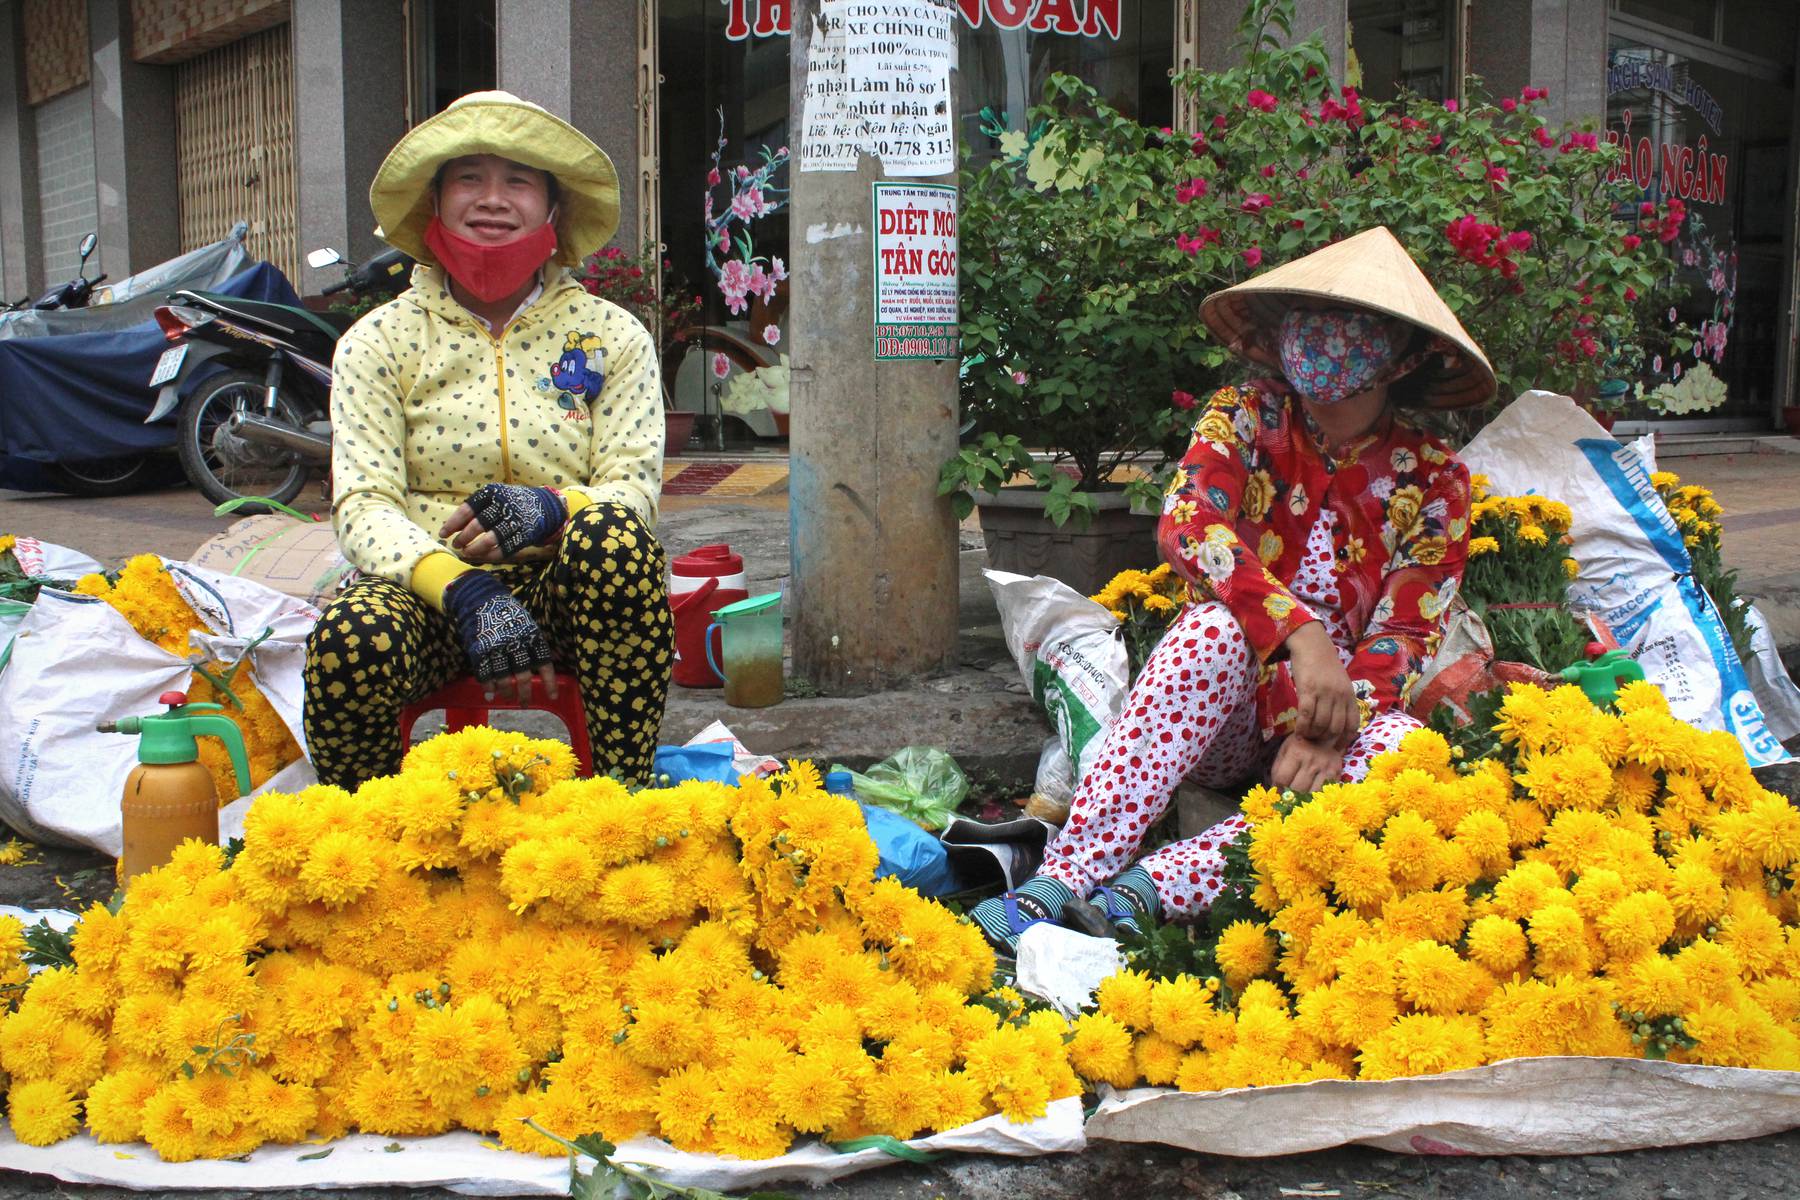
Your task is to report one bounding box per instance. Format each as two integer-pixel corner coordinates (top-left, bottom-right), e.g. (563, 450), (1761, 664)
(302, 91), (673, 788)
(972, 228), (1490, 952)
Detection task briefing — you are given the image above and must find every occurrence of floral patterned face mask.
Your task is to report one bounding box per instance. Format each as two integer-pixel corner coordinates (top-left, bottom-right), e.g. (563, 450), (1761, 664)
(1277, 306), (1412, 405)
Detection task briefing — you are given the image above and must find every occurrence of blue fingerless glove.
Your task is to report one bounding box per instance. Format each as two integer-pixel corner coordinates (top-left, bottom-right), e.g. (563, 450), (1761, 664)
(466, 483), (565, 557)
(442, 570), (552, 683)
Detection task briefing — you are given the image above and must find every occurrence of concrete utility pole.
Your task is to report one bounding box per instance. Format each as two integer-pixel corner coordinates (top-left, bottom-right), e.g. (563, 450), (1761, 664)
(787, 0), (960, 694)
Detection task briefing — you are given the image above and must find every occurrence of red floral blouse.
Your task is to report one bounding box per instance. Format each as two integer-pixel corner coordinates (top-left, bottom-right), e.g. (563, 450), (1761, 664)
(1158, 381), (1472, 740)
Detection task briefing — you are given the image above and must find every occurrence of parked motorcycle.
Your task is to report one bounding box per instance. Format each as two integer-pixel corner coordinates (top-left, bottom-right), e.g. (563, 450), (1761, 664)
(149, 246), (411, 509)
(34, 232), (108, 311)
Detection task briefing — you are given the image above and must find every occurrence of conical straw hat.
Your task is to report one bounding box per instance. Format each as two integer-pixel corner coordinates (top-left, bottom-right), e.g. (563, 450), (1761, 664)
(1199, 226), (1497, 409)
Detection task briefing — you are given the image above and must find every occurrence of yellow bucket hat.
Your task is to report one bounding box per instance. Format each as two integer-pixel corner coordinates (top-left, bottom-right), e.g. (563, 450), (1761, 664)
(369, 90), (620, 268)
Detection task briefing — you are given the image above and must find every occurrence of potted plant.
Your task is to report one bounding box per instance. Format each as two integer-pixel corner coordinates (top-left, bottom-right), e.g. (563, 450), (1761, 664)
(945, 0), (1689, 591)
(576, 243), (704, 455)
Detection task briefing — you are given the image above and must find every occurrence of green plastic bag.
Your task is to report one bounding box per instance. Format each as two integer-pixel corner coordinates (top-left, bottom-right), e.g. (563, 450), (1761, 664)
(832, 747), (967, 831)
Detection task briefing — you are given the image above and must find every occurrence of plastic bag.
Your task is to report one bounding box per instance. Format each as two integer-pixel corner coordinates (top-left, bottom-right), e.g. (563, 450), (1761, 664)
(0, 560), (319, 854)
(1462, 392), (1789, 766)
(985, 569), (1131, 805)
(834, 746), (968, 831)
(860, 801), (959, 896)
(652, 742), (739, 785)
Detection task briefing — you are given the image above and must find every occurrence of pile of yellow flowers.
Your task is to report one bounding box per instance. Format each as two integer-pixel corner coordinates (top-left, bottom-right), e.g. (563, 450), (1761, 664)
(74, 555), (300, 800)
(1065, 681), (1800, 1090)
(0, 729), (1083, 1161)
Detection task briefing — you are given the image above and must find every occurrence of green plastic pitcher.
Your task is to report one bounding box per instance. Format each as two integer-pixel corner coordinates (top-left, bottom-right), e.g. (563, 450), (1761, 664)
(706, 592), (784, 708)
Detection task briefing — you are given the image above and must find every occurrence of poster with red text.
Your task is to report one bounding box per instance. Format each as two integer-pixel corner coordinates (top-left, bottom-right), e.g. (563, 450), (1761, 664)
(871, 182), (958, 360)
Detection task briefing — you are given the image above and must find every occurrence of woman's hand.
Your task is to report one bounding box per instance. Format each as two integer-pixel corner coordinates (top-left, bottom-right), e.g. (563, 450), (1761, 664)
(1269, 734), (1344, 795)
(440, 484), (564, 562)
(1285, 621), (1361, 746)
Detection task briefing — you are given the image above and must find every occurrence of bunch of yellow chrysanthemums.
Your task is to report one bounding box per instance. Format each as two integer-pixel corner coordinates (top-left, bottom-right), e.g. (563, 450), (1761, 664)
(1066, 681), (1800, 1090)
(0, 728), (1081, 1162)
(1652, 471), (1725, 555)
(74, 555), (301, 800)
(1090, 563), (1190, 677)
(1466, 474), (1578, 580)
(1460, 475), (1590, 672)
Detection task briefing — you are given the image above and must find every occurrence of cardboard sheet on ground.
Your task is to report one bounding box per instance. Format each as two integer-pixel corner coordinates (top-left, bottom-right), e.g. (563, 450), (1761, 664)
(1086, 1056), (1800, 1156)
(0, 1097), (1083, 1194)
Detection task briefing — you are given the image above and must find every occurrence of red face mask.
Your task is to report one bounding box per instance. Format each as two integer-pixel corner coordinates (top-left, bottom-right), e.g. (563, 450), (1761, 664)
(424, 216), (558, 303)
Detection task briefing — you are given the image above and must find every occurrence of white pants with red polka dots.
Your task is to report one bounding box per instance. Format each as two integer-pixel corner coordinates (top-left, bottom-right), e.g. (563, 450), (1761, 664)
(1038, 600), (1420, 919)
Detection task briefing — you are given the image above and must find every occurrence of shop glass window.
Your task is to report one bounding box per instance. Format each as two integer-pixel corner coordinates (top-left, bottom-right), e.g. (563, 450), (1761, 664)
(413, 0), (497, 120)
(1606, 33), (1791, 421)
(1347, 0), (1457, 102)
(1720, 4), (1798, 61)
(1616, 0), (1718, 39)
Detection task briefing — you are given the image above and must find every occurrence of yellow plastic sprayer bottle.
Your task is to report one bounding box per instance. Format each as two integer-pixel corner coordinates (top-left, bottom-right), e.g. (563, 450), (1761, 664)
(100, 690), (250, 887)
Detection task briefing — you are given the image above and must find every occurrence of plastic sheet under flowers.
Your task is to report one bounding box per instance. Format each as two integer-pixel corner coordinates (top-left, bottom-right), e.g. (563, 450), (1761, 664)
(0, 1098), (1084, 1194)
(1086, 1056), (1800, 1157)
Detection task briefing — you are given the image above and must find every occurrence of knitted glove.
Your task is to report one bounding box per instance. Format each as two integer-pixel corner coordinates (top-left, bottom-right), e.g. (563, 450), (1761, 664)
(465, 483), (565, 557)
(442, 570), (552, 683)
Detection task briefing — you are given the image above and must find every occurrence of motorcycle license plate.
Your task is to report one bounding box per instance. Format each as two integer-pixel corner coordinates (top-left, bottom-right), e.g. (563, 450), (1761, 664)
(148, 344), (188, 387)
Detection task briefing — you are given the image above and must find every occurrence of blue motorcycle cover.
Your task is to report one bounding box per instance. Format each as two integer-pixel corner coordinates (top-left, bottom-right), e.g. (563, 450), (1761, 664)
(0, 262), (303, 484)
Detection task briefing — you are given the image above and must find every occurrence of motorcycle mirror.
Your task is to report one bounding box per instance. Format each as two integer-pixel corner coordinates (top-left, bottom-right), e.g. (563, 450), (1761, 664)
(77, 232), (97, 262)
(306, 247), (344, 269)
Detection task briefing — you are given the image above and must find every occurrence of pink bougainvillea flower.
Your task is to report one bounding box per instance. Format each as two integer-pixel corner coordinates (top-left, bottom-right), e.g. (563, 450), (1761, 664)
(1175, 177), (1209, 204)
(1011, 370), (1029, 386)
(1444, 99), (1459, 113)
(1652, 355), (1663, 373)
(1247, 89), (1278, 112)
(1260, 163), (1277, 178)
(1506, 231), (1533, 252)
(712, 352), (731, 379)
(1241, 193), (1273, 213)
(1212, 114), (1228, 130)
(1171, 389), (1197, 410)
(1624, 287), (1638, 301)
(762, 324), (781, 346)
(1486, 163), (1509, 186)
(1622, 233), (1642, 250)
(1500, 98), (1517, 113)
(1428, 134), (1443, 148)
(1242, 246), (1263, 268)
(1533, 127), (1556, 148)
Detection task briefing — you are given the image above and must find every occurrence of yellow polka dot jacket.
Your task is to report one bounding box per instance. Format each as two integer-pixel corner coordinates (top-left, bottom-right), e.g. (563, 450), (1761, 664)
(330, 264), (662, 590)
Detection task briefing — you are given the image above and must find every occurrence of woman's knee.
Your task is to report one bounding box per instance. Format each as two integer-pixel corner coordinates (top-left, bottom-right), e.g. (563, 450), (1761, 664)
(558, 503), (668, 598)
(304, 582), (427, 696)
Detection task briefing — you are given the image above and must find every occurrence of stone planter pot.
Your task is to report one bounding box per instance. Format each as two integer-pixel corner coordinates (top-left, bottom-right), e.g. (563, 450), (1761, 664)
(975, 485), (1159, 596)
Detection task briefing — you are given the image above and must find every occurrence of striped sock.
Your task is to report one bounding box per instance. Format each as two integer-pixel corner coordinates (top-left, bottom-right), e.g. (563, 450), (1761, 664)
(968, 875), (1076, 955)
(1105, 865), (1162, 936)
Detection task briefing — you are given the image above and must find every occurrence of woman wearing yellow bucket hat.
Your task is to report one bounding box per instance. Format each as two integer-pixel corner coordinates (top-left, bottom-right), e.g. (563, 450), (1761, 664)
(972, 228), (1488, 953)
(302, 91), (673, 788)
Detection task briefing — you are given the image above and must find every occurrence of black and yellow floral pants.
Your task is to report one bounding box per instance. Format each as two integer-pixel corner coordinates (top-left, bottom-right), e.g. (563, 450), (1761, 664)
(303, 503), (673, 789)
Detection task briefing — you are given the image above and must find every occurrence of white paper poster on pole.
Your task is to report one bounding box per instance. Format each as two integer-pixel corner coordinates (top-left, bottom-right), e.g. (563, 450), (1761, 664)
(872, 182), (959, 359)
(801, 0), (957, 176)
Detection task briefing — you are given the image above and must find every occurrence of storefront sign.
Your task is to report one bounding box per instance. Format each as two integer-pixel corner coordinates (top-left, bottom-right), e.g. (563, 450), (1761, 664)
(801, 0), (956, 176)
(726, 0), (1121, 40)
(1606, 108), (1729, 206)
(872, 182), (959, 359)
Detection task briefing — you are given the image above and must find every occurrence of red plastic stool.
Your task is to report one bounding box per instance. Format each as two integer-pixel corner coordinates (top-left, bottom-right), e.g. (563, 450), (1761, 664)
(399, 671), (594, 777)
